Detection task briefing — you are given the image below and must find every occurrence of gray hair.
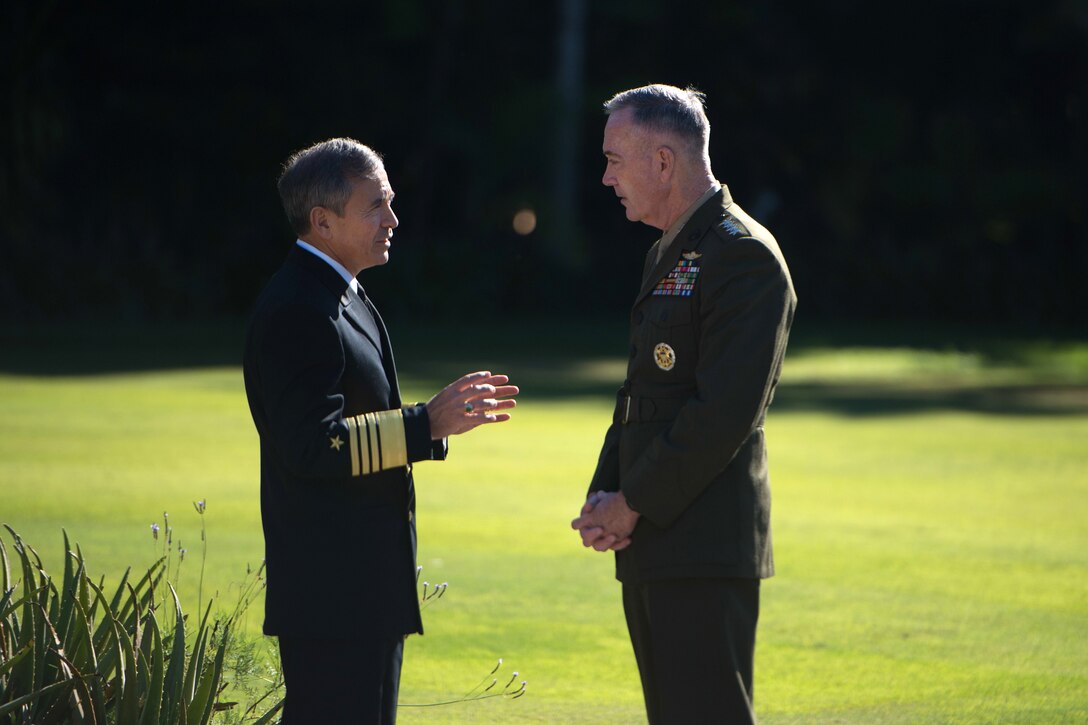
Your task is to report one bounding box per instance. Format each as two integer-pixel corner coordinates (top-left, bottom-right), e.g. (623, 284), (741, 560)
(277, 137), (383, 236)
(603, 84), (710, 158)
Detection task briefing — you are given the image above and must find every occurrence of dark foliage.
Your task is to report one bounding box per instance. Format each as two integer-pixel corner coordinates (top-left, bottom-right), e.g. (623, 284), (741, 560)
(2, 0), (1085, 326)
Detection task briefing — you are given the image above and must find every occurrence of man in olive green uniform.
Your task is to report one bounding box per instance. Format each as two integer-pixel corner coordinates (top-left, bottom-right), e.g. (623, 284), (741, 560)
(571, 85), (796, 724)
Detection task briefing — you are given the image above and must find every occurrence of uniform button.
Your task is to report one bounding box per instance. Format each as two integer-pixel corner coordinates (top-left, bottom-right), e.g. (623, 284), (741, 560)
(408, 510), (414, 522)
(633, 310), (644, 324)
(629, 344), (637, 358)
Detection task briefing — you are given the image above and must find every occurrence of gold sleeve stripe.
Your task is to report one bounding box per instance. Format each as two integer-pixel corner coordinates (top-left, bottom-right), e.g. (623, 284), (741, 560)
(345, 409), (408, 477)
(381, 409), (408, 469)
(366, 412), (379, 473)
(348, 415), (362, 476)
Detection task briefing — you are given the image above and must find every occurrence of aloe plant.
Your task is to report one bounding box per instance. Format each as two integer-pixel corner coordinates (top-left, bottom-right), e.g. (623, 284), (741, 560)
(0, 526), (282, 724)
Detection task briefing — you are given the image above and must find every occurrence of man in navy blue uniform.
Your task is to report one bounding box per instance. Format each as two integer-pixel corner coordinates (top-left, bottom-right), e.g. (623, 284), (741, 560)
(244, 138), (517, 724)
(572, 85), (796, 724)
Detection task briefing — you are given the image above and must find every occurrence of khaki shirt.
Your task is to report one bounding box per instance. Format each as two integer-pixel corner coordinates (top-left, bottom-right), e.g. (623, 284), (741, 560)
(652, 182), (722, 268)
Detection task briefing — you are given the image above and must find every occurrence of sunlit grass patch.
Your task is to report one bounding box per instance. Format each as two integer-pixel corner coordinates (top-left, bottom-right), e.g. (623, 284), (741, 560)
(1, 326), (1086, 723)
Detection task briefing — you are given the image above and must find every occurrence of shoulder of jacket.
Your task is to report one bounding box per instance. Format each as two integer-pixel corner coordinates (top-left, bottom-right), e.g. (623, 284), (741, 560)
(706, 203), (777, 248)
(257, 270), (341, 323)
(714, 211), (750, 240)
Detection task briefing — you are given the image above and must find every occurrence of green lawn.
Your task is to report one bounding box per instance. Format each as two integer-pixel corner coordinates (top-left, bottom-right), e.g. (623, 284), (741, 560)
(1, 321), (1086, 723)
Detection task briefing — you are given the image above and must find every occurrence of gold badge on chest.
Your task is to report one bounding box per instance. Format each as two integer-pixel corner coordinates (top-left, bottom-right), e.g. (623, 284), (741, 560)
(654, 342), (676, 371)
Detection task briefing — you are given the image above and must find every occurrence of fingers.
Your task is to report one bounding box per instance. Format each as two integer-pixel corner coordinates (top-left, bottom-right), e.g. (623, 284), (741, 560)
(449, 372), (514, 395)
(572, 491), (612, 530)
(459, 393), (518, 431)
(580, 491), (605, 516)
(463, 397), (518, 414)
(450, 371), (495, 391)
(574, 491), (635, 551)
(611, 537), (632, 551)
(592, 534), (618, 552)
(428, 372), (519, 439)
(463, 412), (512, 427)
(463, 385), (520, 404)
(575, 524), (630, 552)
(454, 376), (519, 419)
(578, 526), (605, 548)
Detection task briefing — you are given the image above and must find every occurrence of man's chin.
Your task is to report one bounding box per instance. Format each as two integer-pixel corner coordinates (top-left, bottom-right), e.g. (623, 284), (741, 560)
(360, 253), (390, 272)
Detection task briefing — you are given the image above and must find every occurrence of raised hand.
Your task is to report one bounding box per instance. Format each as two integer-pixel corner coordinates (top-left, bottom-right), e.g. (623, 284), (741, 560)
(426, 371), (519, 440)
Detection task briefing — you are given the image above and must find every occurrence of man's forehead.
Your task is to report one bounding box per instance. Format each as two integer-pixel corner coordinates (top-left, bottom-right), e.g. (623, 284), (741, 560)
(603, 115), (650, 154)
(344, 178), (392, 210)
(371, 165), (392, 189)
(353, 171), (393, 195)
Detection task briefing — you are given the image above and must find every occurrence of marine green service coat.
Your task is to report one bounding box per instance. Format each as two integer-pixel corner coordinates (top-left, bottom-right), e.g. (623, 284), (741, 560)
(588, 186), (796, 583)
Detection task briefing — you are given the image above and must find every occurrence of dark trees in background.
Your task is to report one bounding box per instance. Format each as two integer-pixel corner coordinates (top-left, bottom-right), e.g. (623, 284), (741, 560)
(1, 0), (1085, 327)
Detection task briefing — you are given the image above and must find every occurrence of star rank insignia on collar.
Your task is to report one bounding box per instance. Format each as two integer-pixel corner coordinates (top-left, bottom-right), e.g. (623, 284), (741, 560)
(329, 435), (344, 451)
(720, 217), (745, 236)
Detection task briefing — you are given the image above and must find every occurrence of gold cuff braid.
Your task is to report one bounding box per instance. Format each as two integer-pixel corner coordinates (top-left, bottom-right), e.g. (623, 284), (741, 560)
(346, 409), (408, 476)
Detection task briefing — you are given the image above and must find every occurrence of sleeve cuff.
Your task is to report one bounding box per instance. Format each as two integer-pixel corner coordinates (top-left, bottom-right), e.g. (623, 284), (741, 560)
(403, 404), (447, 462)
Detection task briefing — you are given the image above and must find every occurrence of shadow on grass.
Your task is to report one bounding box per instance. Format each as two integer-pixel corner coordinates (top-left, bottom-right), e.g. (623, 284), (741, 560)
(2, 318), (1086, 416)
(773, 381), (1088, 417)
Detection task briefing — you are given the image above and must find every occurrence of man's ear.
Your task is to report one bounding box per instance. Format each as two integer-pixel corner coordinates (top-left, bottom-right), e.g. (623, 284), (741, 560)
(310, 206), (334, 239)
(655, 145), (675, 182)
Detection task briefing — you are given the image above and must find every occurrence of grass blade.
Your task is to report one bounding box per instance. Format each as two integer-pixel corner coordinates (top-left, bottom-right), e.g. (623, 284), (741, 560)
(250, 697), (285, 725)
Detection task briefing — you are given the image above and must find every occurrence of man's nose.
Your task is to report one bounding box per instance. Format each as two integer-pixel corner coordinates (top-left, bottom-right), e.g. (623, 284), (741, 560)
(385, 208), (399, 229)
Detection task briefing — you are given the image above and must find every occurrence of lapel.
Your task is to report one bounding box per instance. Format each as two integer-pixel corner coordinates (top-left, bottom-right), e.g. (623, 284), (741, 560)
(343, 286), (384, 359)
(287, 246), (384, 357)
(633, 188), (728, 308)
(360, 292), (403, 407)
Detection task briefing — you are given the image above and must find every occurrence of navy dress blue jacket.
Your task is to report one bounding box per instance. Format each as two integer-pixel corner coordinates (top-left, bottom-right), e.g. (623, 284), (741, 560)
(244, 247), (445, 638)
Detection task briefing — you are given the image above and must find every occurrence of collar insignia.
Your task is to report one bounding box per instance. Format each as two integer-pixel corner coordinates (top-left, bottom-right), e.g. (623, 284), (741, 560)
(720, 217), (745, 236)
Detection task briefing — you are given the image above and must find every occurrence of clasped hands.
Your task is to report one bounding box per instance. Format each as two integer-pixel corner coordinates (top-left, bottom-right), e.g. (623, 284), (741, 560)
(571, 490), (639, 552)
(427, 371), (519, 440)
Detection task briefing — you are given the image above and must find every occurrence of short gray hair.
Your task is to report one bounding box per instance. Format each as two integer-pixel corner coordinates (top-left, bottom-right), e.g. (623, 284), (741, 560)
(277, 137), (383, 236)
(603, 84), (710, 157)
